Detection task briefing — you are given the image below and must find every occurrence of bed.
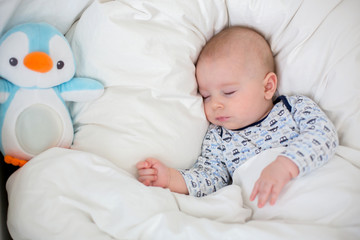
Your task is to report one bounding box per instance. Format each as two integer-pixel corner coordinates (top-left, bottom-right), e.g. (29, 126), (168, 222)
(1, 0), (360, 239)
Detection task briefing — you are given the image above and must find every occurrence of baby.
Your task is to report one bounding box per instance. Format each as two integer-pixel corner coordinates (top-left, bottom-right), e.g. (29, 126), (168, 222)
(136, 26), (338, 208)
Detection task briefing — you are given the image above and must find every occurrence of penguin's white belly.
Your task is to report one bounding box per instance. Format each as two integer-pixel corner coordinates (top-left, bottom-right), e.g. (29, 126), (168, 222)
(2, 88), (73, 159)
(16, 104), (63, 155)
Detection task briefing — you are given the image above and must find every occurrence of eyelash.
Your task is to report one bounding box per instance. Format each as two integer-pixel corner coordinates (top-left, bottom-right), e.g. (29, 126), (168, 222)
(201, 91), (236, 101)
(224, 91), (235, 96)
(202, 96), (210, 101)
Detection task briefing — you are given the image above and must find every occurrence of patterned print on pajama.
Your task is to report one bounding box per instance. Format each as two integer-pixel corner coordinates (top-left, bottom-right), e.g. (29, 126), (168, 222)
(180, 95), (339, 197)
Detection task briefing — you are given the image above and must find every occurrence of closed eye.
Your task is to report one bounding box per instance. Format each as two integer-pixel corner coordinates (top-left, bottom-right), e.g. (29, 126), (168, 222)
(224, 91), (236, 96)
(202, 95), (210, 101)
(199, 90), (210, 101)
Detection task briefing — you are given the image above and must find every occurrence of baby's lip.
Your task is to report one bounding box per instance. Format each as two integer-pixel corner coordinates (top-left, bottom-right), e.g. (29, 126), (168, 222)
(216, 116), (230, 122)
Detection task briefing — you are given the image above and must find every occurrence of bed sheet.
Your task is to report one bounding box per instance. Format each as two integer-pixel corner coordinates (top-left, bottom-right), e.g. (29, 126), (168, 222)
(6, 147), (360, 240)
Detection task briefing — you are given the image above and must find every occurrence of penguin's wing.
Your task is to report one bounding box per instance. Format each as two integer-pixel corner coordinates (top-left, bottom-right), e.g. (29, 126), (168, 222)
(0, 78), (14, 104)
(57, 77), (104, 102)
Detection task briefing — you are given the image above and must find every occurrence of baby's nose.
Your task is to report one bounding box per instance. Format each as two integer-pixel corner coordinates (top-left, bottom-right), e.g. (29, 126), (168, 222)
(210, 98), (224, 109)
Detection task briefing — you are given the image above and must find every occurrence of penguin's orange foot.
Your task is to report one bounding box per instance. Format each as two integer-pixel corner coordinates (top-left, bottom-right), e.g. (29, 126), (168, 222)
(4, 155), (28, 167)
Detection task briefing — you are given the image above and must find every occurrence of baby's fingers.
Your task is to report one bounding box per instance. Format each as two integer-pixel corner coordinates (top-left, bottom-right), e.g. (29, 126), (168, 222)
(256, 182), (272, 208)
(138, 168), (157, 176)
(250, 181), (260, 202)
(269, 184), (282, 205)
(138, 175), (157, 186)
(136, 161), (149, 170)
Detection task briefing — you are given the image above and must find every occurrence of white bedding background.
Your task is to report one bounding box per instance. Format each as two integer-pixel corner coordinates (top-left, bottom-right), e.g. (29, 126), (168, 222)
(66, 0), (227, 174)
(1, 0), (360, 239)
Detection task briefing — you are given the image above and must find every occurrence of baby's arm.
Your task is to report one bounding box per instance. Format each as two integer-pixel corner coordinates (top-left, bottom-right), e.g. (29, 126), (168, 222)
(251, 95), (338, 208)
(250, 155), (299, 208)
(136, 158), (189, 194)
(280, 95), (338, 175)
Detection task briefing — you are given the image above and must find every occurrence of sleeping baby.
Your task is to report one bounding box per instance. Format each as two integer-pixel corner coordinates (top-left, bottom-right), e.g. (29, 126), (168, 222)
(136, 26), (338, 208)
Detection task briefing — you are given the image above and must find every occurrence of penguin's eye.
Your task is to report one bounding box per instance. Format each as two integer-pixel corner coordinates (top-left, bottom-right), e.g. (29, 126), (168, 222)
(57, 60), (64, 70)
(9, 57), (18, 66)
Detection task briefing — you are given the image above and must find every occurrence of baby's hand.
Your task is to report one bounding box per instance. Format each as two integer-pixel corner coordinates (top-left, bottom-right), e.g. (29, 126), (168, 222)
(250, 155), (299, 208)
(136, 158), (170, 188)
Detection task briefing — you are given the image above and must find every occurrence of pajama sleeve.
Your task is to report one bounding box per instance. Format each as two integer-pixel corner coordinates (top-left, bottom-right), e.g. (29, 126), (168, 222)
(279, 95), (339, 176)
(180, 127), (231, 197)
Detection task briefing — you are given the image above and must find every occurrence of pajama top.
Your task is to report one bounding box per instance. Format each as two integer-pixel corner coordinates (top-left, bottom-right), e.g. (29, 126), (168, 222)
(180, 95), (339, 197)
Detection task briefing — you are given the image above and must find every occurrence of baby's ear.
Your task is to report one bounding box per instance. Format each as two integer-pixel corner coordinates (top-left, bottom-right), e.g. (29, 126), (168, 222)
(263, 72), (277, 100)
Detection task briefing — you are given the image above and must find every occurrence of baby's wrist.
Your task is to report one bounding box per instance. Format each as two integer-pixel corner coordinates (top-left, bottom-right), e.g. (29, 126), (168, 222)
(166, 167), (172, 188)
(276, 155), (299, 178)
(167, 168), (178, 189)
(167, 168), (189, 194)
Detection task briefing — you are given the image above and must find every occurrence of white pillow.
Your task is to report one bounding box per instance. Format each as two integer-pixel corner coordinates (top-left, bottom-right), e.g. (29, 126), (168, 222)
(227, 0), (360, 150)
(0, 0), (92, 35)
(68, 0), (228, 175)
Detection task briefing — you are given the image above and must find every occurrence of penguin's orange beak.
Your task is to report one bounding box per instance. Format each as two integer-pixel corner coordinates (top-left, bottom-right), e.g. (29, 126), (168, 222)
(24, 51), (53, 73)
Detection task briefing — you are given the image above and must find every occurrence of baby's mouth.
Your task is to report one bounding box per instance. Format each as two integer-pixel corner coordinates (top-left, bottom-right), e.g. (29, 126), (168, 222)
(216, 116), (230, 122)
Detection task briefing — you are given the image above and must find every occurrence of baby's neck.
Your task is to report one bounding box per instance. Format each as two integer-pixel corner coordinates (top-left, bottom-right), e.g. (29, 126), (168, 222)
(258, 100), (274, 122)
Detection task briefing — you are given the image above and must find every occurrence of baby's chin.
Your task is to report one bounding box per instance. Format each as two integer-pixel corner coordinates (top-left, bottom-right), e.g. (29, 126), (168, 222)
(209, 116), (255, 130)
(216, 122), (244, 131)
(219, 120), (255, 131)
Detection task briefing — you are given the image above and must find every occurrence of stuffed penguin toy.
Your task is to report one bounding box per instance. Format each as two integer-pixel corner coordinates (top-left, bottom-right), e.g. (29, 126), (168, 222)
(0, 22), (104, 166)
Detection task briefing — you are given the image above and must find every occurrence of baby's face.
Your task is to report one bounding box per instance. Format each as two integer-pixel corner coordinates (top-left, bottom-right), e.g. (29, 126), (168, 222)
(196, 54), (273, 130)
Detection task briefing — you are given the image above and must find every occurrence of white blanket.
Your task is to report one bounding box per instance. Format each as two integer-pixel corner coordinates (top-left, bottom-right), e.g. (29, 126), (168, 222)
(6, 147), (360, 239)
